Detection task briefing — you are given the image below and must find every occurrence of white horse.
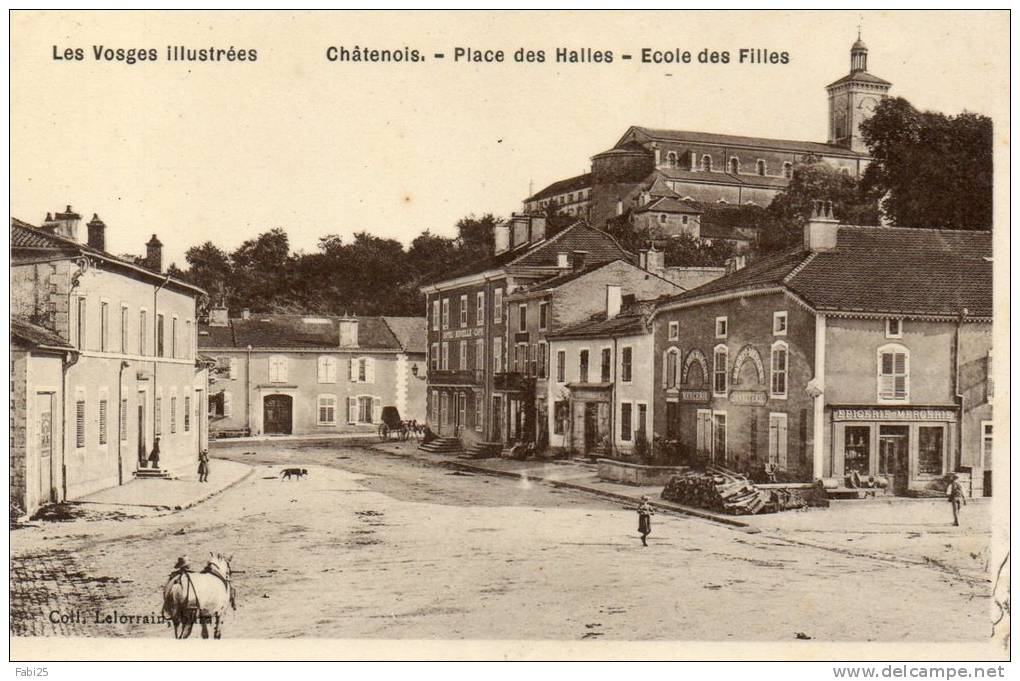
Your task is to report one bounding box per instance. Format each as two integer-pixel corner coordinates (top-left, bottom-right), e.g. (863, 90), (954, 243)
(162, 553), (235, 639)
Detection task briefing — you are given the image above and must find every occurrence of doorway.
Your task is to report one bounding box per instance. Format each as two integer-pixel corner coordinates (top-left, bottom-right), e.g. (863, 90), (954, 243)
(36, 393), (54, 503)
(879, 425), (910, 495)
(490, 396), (502, 442)
(137, 391), (147, 466)
(263, 394), (293, 435)
(583, 402), (599, 453)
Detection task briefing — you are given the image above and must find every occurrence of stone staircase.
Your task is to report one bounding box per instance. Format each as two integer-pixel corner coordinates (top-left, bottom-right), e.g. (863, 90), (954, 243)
(133, 467), (172, 480)
(417, 437), (463, 455)
(461, 441), (503, 459)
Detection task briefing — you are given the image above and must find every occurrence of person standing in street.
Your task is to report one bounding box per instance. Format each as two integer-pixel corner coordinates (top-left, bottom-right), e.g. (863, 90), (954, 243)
(636, 495), (654, 546)
(197, 449), (210, 483)
(148, 436), (161, 469)
(947, 473), (966, 527)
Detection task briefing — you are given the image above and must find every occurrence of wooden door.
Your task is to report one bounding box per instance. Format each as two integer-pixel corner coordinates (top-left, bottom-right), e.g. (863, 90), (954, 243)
(263, 395), (293, 434)
(36, 393), (54, 503)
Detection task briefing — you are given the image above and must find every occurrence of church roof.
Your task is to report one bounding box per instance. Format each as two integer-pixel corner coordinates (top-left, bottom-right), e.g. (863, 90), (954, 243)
(618, 126), (867, 158)
(826, 71), (892, 88)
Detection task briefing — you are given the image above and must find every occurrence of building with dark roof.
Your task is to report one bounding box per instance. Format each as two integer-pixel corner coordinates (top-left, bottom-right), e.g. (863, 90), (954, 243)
(197, 311), (426, 437)
(11, 210), (209, 513)
(649, 205), (993, 497)
(522, 37), (892, 231)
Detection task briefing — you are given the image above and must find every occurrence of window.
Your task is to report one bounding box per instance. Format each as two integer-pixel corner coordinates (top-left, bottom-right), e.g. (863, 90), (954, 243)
(269, 356), (289, 383)
(459, 340), (468, 371)
(701, 154), (712, 172)
(98, 397), (108, 445)
(843, 425), (870, 474)
(171, 317), (178, 358)
(756, 159), (766, 176)
(184, 396), (191, 432)
(770, 342), (788, 398)
(637, 404), (648, 442)
(476, 292), (485, 326)
(350, 357), (374, 383)
(494, 288), (503, 324)
(156, 314), (165, 357)
(715, 316), (728, 339)
(713, 345), (728, 396)
(120, 305), (129, 353)
(155, 396), (162, 436)
(579, 350), (589, 383)
(783, 162), (793, 179)
(70, 296), (88, 350)
(169, 395), (177, 434)
(886, 318), (903, 339)
(681, 214), (689, 226)
(459, 294), (468, 327)
(621, 346), (633, 383)
(538, 341), (547, 378)
(209, 391), (231, 418)
(431, 299), (440, 331)
(318, 395), (337, 425)
(476, 338), (485, 371)
(120, 398), (128, 441)
(474, 394), (483, 431)
(518, 304), (528, 332)
(458, 393), (467, 429)
(228, 357), (239, 380)
(318, 356), (337, 383)
(184, 320), (192, 359)
(516, 343), (528, 373)
(666, 151), (677, 167)
(659, 214), (667, 224)
(441, 342), (449, 370)
(556, 349), (566, 382)
(668, 321), (679, 341)
(99, 302), (110, 351)
(620, 402), (632, 441)
(773, 311), (788, 336)
(601, 348), (611, 382)
(729, 157), (739, 174)
(357, 396), (378, 424)
(539, 302), (549, 330)
(430, 342), (439, 371)
(442, 299), (450, 329)
(664, 348), (679, 389)
(712, 412), (728, 461)
(878, 344), (909, 401)
(493, 338), (502, 373)
(982, 422), (993, 468)
(139, 309), (147, 356)
(553, 401), (568, 434)
(75, 396), (86, 448)
(918, 426), (945, 475)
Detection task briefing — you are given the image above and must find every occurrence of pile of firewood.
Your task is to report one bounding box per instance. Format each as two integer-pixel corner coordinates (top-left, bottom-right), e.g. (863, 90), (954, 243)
(661, 466), (808, 515)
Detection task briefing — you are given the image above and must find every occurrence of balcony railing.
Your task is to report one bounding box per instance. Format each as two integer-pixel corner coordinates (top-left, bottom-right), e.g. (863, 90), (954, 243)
(493, 371), (534, 392)
(428, 369), (484, 385)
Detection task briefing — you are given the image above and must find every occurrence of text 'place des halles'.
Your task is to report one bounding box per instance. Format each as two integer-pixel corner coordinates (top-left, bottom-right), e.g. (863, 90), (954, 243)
(10, 33), (1001, 645)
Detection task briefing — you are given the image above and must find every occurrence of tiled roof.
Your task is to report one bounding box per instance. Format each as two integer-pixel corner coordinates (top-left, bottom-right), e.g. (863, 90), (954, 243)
(197, 314), (425, 351)
(11, 315), (74, 351)
(526, 173), (592, 202)
(510, 259), (623, 294)
(658, 167), (792, 189)
(548, 312), (648, 340)
(635, 196), (704, 215)
(827, 71), (892, 88)
(433, 222), (632, 283)
(622, 126), (867, 158)
(660, 226), (993, 318)
(381, 316), (427, 354)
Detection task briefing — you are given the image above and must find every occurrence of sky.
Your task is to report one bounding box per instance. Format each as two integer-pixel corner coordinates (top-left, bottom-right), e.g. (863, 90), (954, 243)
(10, 10), (1009, 268)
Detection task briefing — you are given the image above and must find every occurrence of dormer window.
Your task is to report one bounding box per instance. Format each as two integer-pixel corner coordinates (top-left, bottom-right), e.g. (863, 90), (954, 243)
(729, 158), (740, 175)
(886, 318), (903, 339)
(756, 160), (767, 176)
(666, 151), (678, 168)
(701, 155), (712, 172)
(783, 162), (793, 179)
(659, 214), (667, 224)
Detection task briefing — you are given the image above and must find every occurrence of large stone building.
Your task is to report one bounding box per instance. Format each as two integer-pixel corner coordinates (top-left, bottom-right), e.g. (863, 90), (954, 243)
(649, 205), (992, 497)
(198, 312), (426, 437)
(11, 210), (209, 515)
(522, 36), (892, 231)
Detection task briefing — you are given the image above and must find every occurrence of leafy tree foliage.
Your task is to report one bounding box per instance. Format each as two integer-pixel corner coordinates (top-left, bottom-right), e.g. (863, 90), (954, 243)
(860, 97), (992, 230)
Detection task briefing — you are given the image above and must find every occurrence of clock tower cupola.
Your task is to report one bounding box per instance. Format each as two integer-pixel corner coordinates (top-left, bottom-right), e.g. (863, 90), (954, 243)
(826, 31), (892, 154)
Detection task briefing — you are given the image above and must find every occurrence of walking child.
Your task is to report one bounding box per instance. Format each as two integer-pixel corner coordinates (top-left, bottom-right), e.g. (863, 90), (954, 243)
(636, 495), (654, 546)
(947, 473), (966, 527)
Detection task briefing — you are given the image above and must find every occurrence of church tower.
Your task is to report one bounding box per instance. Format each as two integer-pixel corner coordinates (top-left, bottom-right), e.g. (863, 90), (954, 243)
(826, 32), (892, 154)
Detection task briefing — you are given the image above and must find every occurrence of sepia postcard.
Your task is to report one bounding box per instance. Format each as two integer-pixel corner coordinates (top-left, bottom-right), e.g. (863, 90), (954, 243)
(8, 9), (1010, 664)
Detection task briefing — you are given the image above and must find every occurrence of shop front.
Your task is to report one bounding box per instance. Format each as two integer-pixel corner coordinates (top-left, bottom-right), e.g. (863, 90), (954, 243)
(831, 406), (958, 495)
(566, 383), (611, 456)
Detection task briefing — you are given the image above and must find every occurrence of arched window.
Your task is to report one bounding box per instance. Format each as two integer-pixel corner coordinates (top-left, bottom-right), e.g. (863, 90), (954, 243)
(659, 214), (668, 224)
(770, 341), (789, 398)
(666, 151), (678, 168)
(878, 344), (909, 402)
(701, 155), (713, 172)
(712, 344), (728, 396)
(729, 157), (740, 175)
(756, 159), (766, 176)
(783, 162), (793, 179)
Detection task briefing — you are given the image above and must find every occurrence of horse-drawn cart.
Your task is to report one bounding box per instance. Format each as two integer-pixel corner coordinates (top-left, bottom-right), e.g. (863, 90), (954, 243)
(378, 406), (421, 441)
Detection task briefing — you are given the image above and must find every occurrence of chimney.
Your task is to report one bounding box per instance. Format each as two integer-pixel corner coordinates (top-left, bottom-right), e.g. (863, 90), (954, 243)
(39, 212), (60, 234)
(529, 214), (546, 242)
(208, 306), (229, 327)
(804, 200), (839, 252)
(338, 315), (359, 348)
(86, 213), (106, 251)
(606, 285), (623, 319)
(644, 246), (664, 276)
(145, 234), (164, 273)
(241, 308), (251, 320)
(570, 250), (588, 272)
(494, 220), (510, 255)
(51, 205), (82, 241)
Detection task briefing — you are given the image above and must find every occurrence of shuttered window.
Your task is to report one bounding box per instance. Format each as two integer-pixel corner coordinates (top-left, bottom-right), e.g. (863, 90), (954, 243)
(477, 292), (485, 326)
(170, 396), (177, 434)
(184, 396), (191, 432)
(620, 402), (632, 441)
(155, 397), (162, 435)
(318, 356), (337, 383)
(98, 398), (108, 445)
(878, 345), (909, 401)
(350, 357), (375, 383)
(768, 413), (789, 469)
(76, 398), (86, 448)
(771, 342), (788, 398)
(713, 346), (728, 396)
(269, 355), (288, 383)
(120, 398), (129, 441)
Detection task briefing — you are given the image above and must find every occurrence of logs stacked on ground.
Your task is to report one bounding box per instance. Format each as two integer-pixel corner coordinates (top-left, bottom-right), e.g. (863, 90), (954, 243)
(661, 466), (808, 515)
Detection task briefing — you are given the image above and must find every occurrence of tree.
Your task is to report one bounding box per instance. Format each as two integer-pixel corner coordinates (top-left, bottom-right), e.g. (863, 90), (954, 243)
(860, 97), (992, 230)
(755, 157), (879, 254)
(660, 233), (737, 268)
(228, 228), (295, 312)
(182, 242), (233, 314)
(454, 214), (499, 262)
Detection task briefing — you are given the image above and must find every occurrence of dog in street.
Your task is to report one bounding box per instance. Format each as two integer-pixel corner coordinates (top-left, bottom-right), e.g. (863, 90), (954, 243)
(280, 468), (308, 481)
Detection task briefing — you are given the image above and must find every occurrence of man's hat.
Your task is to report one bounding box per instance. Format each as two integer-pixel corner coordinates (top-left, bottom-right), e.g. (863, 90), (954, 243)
(174, 556), (190, 570)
